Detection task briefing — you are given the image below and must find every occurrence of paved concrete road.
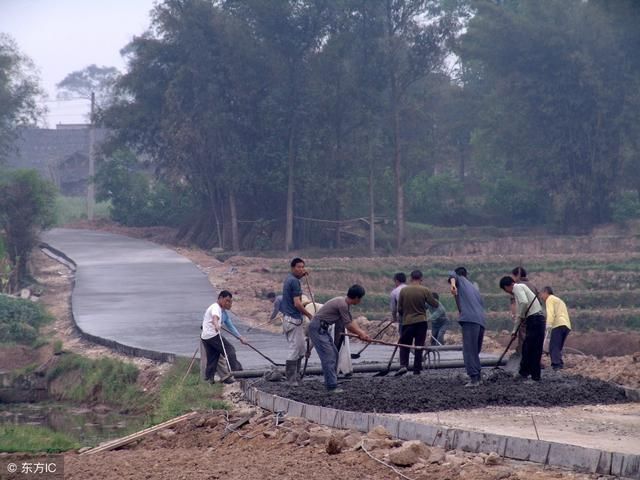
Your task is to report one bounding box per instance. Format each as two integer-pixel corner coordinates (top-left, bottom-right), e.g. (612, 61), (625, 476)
(42, 228), (493, 371)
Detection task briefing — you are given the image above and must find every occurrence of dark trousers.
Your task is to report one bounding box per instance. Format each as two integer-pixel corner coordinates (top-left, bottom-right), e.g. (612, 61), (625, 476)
(309, 320), (339, 390)
(202, 335), (242, 380)
(399, 322), (428, 372)
(550, 326), (570, 369)
(519, 314), (545, 381)
(460, 321), (484, 381)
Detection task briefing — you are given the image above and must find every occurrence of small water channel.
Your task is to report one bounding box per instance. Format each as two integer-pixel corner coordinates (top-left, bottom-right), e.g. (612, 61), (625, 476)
(0, 402), (147, 446)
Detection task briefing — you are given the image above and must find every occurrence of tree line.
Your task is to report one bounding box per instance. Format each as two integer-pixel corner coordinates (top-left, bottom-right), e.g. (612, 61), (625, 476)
(4, 1), (640, 256)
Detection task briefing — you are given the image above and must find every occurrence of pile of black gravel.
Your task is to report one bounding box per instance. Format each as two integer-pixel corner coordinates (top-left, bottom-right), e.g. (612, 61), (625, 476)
(253, 369), (633, 413)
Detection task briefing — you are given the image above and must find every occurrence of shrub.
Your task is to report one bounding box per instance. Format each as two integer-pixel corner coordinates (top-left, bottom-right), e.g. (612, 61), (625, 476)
(407, 173), (466, 226)
(611, 191), (640, 224)
(0, 169), (56, 290)
(95, 150), (193, 227)
(0, 295), (52, 344)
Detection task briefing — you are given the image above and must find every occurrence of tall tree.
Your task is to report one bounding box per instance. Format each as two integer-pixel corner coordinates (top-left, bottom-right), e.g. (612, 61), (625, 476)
(380, 0), (461, 248)
(0, 35), (42, 162)
(225, 0), (332, 251)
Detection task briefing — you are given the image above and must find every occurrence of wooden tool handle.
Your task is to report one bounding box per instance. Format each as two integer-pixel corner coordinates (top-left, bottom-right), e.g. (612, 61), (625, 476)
(345, 333), (430, 350)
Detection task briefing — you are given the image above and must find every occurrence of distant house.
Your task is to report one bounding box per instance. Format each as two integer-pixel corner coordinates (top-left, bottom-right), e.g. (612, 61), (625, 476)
(5, 124), (108, 196)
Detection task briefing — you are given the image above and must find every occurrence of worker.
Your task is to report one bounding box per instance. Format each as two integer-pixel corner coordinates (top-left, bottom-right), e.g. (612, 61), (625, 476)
(509, 266), (541, 355)
(449, 267), (486, 387)
(397, 270), (439, 376)
(499, 276), (545, 382)
(539, 286), (572, 370)
(280, 258), (313, 385)
(428, 292), (449, 345)
(308, 285), (372, 393)
(201, 290), (247, 384)
(267, 291), (283, 324)
(390, 272), (407, 334)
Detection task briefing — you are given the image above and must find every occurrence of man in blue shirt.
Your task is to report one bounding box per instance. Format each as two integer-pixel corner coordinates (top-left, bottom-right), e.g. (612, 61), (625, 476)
(449, 267), (486, 387)
(280, 257), (314, 384)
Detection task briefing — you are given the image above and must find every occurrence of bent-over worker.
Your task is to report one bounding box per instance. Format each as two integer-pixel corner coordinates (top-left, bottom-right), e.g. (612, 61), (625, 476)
(499, 276), (545, 382)
(308, 285), (372, 393)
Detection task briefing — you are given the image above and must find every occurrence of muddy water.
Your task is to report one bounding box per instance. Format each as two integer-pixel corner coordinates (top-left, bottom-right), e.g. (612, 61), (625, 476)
(257, 368), (633, 413)
(0, 403), (146, 445)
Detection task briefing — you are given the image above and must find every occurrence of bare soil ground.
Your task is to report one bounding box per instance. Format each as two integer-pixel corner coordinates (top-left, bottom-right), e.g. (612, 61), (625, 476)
(55, 402), (612, 480)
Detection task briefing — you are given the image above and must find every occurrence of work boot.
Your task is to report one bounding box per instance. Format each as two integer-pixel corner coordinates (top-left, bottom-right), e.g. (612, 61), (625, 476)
(296, 357), (304, 382)
(285, 360), (298, 385)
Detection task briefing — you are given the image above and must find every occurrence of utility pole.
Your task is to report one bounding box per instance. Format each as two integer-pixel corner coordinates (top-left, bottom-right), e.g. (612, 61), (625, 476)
(87, 91), (96, 221)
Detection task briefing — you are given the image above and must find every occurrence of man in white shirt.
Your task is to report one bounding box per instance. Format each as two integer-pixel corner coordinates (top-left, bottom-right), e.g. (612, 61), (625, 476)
(390, 272), (407, 334)
(201, 290), (247, 383)
(499, 276), (545, 382)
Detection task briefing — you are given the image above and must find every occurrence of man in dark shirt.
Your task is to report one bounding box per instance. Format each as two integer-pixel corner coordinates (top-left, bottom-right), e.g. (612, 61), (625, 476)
(397, 270), (439, 376)
(308, 285), (372, 393)
(280, 258), (313, 384)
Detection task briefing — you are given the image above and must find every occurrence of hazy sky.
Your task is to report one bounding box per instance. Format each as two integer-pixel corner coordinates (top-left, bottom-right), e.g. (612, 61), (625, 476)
(0, 0), (157, 126)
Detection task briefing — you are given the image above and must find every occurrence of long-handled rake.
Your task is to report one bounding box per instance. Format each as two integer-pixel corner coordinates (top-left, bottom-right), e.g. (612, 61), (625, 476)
(351, 318), (396, 359)
(220, 326), (284, 367)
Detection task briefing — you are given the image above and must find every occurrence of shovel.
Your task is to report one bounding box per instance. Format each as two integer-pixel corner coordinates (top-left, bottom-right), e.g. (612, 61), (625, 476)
(351, 318), (396, 359)
(492, 318), (524, 372)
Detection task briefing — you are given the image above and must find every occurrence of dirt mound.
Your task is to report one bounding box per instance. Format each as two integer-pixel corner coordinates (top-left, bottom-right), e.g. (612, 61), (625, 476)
(256, 369), (632, 414)
(565, 353), (640, 389)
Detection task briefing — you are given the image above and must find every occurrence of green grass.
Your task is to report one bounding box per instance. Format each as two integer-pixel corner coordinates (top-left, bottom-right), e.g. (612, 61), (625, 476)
(54, 195), (110, 225)
(46, 354), (147, 409)
(0, 425), (79, 453)
(152, 358), (227, 424)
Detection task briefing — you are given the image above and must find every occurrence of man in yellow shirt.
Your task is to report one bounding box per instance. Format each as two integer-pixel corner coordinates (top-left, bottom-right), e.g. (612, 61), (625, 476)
(540, 286), (572, 370)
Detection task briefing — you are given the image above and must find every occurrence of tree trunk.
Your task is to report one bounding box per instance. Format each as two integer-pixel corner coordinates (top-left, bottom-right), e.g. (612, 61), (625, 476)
(368, 145), (376, 256)
(285, 124), (295, 252)
(229, 190), (239, 251)
(392, 92), (405, 250)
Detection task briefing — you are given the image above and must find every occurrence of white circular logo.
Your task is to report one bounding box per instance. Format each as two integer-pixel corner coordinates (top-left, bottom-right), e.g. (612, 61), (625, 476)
(7, 462), (17, 473)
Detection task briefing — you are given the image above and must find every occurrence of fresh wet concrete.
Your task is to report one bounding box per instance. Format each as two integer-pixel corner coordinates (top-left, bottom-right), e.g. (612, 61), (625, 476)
(255, 368), (633, 413)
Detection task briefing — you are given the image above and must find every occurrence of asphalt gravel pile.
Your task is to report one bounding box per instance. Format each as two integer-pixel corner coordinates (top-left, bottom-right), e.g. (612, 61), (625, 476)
(254, 369), (633, 413)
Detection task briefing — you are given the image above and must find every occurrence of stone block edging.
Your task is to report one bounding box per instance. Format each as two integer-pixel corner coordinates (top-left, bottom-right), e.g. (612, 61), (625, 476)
(241, 382), (640, 479)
